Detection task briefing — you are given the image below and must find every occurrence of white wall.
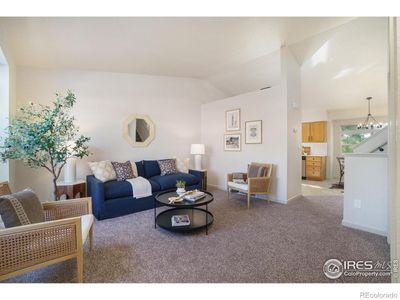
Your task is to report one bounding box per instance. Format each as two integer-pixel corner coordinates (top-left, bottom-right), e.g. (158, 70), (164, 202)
(201, 87), (288, 202)
(328, 105), (388, 121)
(281, 47), (302, 200)
(301, 109), (328, 122)
(15, 67), (225, 200)
(201, 47), (301, 204)
(342, 154), (388, 236)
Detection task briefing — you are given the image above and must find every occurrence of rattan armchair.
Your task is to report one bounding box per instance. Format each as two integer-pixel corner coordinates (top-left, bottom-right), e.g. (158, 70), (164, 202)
(227, 163), (273, 209)
(0, 197), (94, 283)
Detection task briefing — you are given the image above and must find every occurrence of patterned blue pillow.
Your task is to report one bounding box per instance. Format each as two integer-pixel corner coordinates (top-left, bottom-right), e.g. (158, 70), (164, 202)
(157, 159), (178, 176)
(111, 161), (134, 181)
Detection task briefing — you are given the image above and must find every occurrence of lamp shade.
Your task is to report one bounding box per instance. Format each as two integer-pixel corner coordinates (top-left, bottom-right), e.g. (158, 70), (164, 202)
(190, 144), (205, 155)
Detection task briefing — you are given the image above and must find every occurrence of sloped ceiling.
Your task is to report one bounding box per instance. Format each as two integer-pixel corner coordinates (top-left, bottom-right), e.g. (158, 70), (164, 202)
(290, 17), (388, 110)
(0, 17), (352, 78)
(206, 50), (281, 96)
(0, 17), (388, 110)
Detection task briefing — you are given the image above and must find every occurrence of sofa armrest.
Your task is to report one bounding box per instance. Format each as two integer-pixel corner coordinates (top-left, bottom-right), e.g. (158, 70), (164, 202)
(86, 175), (105, 219)
(42, 197), (92, 221)
(189, 169), (206, 189)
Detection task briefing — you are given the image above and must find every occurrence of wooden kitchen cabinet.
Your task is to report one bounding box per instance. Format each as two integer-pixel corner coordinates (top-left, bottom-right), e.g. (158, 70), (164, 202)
(302, 123), (311, 143)
(302, 121), (327, 143)
(305, 156), (326, 181)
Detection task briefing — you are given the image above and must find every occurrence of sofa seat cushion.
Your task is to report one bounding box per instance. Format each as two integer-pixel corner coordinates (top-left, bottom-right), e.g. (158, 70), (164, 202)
(150, 173), (199, 190)
(104, 178), (161, 199)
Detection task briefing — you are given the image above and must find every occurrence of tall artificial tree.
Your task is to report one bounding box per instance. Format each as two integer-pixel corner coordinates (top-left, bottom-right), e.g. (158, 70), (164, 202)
(0, 91), (90, 199)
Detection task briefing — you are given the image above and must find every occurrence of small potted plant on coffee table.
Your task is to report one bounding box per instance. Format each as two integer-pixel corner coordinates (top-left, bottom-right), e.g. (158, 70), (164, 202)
(176, 180), (186, 195)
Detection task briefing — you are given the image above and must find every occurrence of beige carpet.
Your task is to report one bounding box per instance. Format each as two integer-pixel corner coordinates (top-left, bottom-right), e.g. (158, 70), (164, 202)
(3, 189), (390, 283)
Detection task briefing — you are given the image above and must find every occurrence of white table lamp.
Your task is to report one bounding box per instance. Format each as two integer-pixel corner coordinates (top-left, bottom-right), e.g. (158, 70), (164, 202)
(190, 144), (205, 170)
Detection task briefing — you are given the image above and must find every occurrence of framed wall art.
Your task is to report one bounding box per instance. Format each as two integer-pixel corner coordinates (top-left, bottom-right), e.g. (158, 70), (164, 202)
(245, 120), (262, 144)
(225, 109), (240, 131)
(224, 134), (241, 151)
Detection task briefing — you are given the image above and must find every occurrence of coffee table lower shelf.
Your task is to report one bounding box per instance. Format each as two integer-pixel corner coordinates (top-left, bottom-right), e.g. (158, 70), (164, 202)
(156, 208), (214, 234)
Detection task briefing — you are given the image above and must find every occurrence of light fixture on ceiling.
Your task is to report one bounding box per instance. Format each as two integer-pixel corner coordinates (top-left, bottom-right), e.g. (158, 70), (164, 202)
(357, 97), (383, 130)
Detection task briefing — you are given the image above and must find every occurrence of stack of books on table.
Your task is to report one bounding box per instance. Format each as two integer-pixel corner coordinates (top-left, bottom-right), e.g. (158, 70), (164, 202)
(171, 215), (190, 227)
(184, 190), (206, 202)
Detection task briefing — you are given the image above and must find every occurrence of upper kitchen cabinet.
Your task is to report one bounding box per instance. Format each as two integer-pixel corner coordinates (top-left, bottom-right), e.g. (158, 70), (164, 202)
(302, 121), (327, 143)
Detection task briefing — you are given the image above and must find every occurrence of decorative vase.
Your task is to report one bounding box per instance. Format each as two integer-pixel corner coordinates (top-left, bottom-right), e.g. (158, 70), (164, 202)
(64, 157), (77, 183)
(176, 187), (186, 195)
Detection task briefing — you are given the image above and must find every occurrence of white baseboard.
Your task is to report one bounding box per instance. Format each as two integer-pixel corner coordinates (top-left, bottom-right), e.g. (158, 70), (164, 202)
(207, 183), (226, 191)
(342, 220), (387, 237)
(207, 183), (286, 204)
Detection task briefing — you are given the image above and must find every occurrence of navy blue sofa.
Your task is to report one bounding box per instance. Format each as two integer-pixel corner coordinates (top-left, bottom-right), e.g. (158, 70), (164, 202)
(87, 160), (204, 220)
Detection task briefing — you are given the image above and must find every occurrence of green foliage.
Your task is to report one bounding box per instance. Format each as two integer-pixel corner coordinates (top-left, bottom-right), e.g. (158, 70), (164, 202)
(0, 91), (91, 198)
(339, 122), (385, 154)
(176, 180), (186, 188)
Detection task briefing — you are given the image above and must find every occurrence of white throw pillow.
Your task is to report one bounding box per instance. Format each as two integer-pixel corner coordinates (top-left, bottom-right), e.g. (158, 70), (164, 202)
(88, 160), (117, 182)
(175, 157), (190, 173)
(130, 161), (138, 178)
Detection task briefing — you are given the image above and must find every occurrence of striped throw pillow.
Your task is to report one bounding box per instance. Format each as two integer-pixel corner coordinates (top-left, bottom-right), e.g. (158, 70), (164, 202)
(247, 164), (267, 178)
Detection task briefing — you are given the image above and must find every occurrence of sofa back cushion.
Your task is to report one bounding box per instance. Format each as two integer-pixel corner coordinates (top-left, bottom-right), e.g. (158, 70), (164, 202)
(0, 189), (44, 228)
(143, 160), (161, 178)
(135, 161), (145, 177)
(150, 173), (199, 190)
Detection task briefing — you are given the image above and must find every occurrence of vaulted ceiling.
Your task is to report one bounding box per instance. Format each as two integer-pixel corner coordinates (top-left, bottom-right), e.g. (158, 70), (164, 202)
(0, 17), (353, 78)
(290, 17), (388, 110)
(0, 17), (388, 110)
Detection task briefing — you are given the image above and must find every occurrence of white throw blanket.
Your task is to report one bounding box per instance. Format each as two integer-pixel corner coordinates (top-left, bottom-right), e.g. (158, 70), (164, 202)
(126, 176), (152, 199)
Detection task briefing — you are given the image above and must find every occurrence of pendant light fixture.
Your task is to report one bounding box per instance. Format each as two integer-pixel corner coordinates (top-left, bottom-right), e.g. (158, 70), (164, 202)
(357, 97), (383, 130)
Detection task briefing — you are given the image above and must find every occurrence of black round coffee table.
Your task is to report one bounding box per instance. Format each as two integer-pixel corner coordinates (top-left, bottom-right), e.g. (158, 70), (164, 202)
(154, 190), (214, 235)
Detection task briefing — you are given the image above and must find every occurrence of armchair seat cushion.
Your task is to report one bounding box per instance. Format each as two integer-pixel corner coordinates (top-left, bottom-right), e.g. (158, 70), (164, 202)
(227, 181), (248, 191)
(81, 214), (94, 242)
(150, 173), (199, 190)
(104, 179), (161, 200)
